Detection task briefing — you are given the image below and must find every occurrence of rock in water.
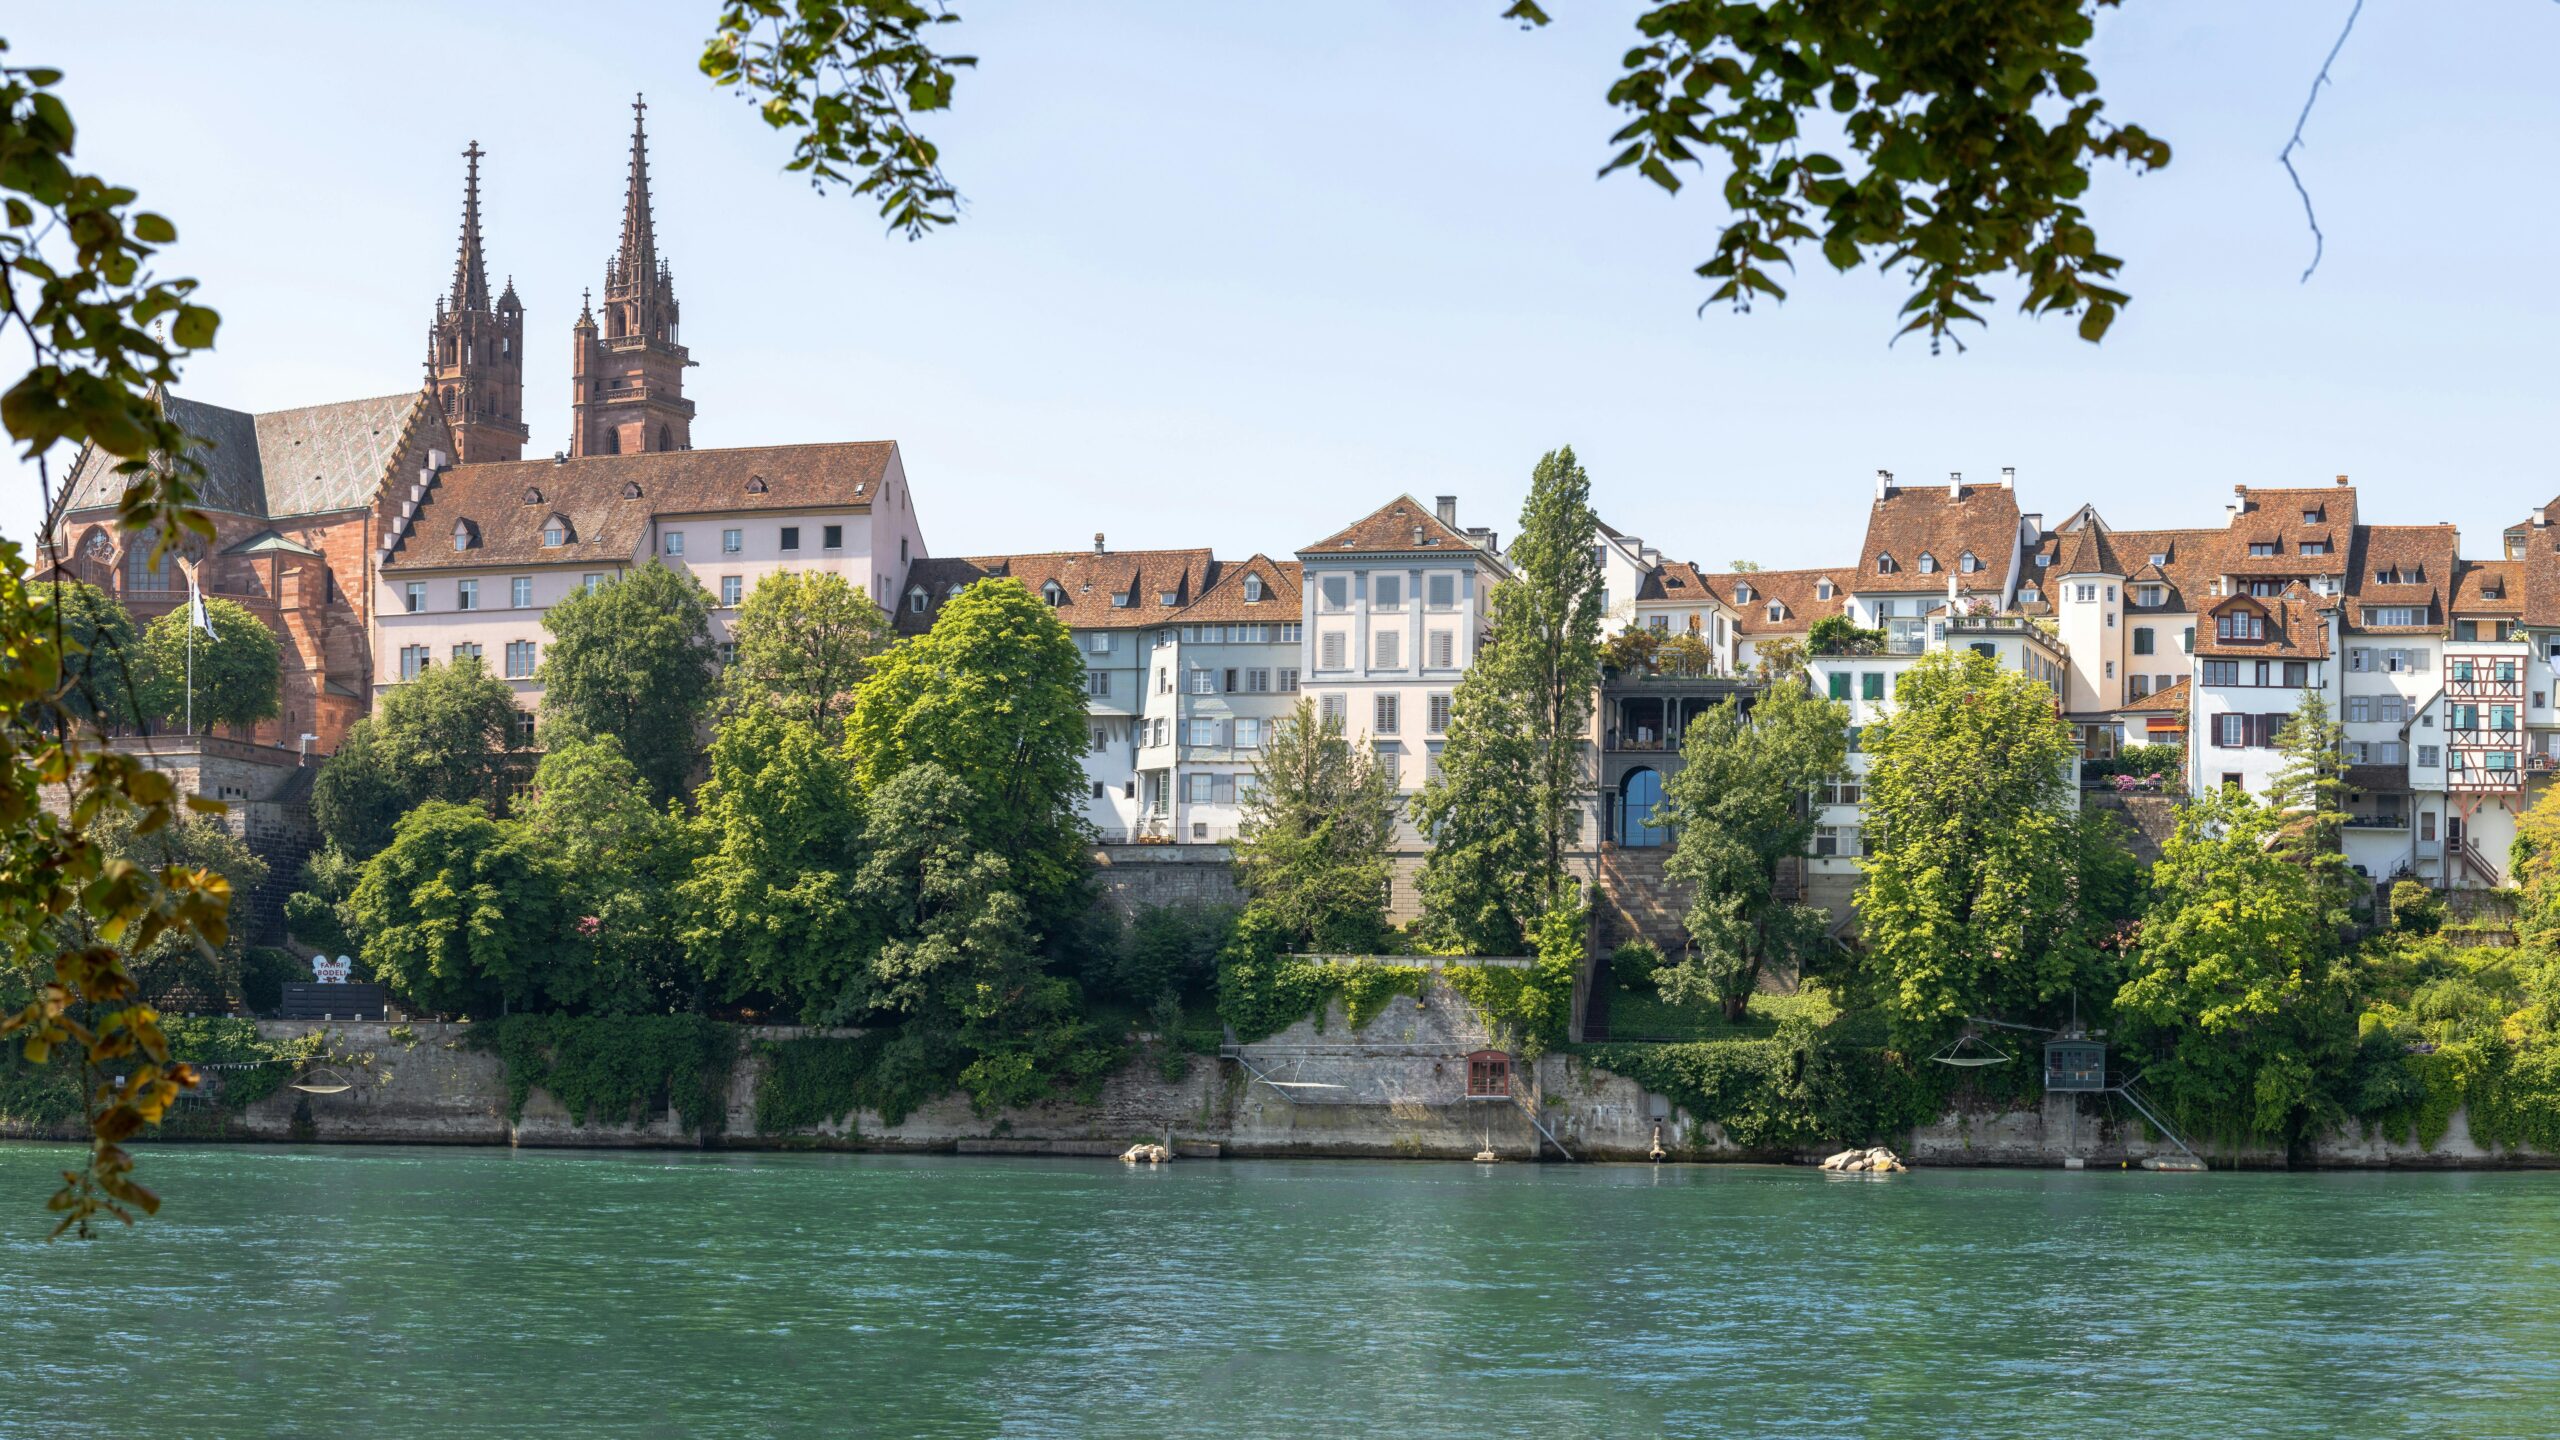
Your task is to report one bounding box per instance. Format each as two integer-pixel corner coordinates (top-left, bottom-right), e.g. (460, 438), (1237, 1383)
(1121, 1143), (1171, 1164)
(1821, 1146), (1906, 1173)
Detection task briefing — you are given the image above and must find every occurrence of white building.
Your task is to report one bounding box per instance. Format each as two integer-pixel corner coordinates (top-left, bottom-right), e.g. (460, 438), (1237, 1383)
(373, 441), (927, 733)
(1296, 495), (1509, 914)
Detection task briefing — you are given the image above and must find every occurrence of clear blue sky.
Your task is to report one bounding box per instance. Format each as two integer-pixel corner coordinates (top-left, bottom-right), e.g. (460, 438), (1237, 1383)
(6, 2), (2555, 568)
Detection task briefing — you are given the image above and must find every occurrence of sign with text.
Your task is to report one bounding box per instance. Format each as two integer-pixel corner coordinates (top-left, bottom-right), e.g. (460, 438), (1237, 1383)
(311, 955), (352, 984)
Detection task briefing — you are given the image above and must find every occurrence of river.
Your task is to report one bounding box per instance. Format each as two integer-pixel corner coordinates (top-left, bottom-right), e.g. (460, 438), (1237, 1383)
(0, 1145), (2553, 1438)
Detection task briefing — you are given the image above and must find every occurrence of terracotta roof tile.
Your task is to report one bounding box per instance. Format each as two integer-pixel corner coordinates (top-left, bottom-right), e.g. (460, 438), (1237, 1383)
(2223, 481), (2357, 578)
(383, 441), (895, 572)
(1700, 566), (1851, 635)
(1856, 480), (2023, 593)
(2117, 677), (2191, 714)
(2195, 583), (2330, 659)
(1302, 494), (1483, 557)
(896, 547), (1217, 635)
(2451, 558), (2523, 617)
(2344, 523), (2457, 630)
(1176, 555), (1302, 624)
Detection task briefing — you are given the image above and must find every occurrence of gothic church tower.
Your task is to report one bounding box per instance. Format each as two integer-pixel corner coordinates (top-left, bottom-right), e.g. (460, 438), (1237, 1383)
(426, 141), (528, 462)
(569, 95), (694, 456)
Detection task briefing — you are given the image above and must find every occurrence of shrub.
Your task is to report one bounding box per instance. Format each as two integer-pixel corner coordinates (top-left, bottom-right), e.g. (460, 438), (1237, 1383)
(2390, 880), (2445, 936)
(1611, 940), (1663, 994)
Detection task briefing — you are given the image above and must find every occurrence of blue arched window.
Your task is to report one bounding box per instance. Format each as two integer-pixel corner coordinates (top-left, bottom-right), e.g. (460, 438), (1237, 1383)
(1618, 768), (1667, 847)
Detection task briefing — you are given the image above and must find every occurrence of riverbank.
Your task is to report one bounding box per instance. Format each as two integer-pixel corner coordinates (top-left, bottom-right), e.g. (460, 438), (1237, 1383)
(6, 977), (2545, 1169)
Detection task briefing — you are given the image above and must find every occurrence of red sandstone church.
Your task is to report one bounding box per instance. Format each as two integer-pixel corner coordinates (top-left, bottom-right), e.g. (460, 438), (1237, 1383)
(42, 99), (927, 756)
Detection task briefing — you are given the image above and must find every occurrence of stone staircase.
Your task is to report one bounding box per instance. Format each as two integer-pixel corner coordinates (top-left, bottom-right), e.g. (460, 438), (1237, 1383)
(1595, 845), (1690, 957)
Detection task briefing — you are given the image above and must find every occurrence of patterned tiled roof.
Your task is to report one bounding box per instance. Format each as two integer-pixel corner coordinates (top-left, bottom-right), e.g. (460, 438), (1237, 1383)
(1856, 480), (2024, 594)
(383, 441), (895, 572)
(60, 391), (432, 521)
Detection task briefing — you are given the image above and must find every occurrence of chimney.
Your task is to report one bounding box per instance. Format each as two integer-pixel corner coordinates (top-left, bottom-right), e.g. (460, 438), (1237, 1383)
(1094, 532), (1106, 554)
(1412, 523), (1425, 546)
(427, 447), (450, 472)
(1433, 495), (1459, 529)
(1948, 470), (1963, 498)
(2000, 466), (2015, 489)
(1874, 468), (1893, 501)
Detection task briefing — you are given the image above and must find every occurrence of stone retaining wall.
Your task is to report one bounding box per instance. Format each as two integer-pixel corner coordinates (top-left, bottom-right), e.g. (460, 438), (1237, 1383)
(17, 992), (2540, 1170)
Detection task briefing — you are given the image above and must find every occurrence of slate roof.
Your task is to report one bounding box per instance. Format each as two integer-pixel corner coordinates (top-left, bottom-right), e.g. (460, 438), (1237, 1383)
(383, 441), (895, 572)
(1699, 566), (1851, 635)
(1856, 481), (2023, 593)
(60, 391), (431, 520)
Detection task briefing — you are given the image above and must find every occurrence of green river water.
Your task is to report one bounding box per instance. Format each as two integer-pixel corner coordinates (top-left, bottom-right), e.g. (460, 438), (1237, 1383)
(1, 1145), (2555, 1439)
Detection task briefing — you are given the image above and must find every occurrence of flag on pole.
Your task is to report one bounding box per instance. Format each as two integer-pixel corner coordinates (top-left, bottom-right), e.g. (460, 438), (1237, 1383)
(189, 576), (214, 636)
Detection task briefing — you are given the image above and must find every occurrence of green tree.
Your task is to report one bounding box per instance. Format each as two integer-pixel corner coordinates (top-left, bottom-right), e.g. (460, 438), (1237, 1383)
(134, 596), (277, 733)
(677, 708), (871, 1014)
(2115, 788), (2357, 1146)
(2268, 692), (2360, 920)
(33, 578), (139, 731)
(723, 569), (892, 736)
(1805, 614), (1885, 657)
(853, 763), (1117, 1110)
(519, 735), (696, 1015)
(1854, 649), (2120, 1043)
(1658, 685), (1849, 1020)
(1231, 698), (1397, 952)
(715, 5), (2166, 345)
(539, 560), (718, 803)
(311, 655), (521, 860)
(84, 808), (266, 1011)
(346, 800), (567, 1019)
(1413, 446), (1605, 950)
(846, 577), (1092, 920)
(1409, 677), (1541, 954)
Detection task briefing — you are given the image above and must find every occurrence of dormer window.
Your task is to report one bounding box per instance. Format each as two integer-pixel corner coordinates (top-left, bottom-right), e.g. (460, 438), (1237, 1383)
(907, 586), (927, 614)
(522, 486), (544, 505)
(2303, 506), (2325, 524)
(1042, 581), (1067, 607)
(2248, 541), (2280, 557)
(1733, 582), (1754, 603)
(1243, 574), (1264, 602)
(451, 519), (477, 552)
(1159, 590), (1179, 606)
(1815, 579), (1834, 600)
(1877, 553), (1898, 574)
(2148, 552), (2168, 566)
(1958, 551), (1979, 574)
(542, 515), (572, 548)
(1766, 601), (1786, 622)
(2020, 586), (2042, 604)
(2299, 540), (2330, 557)
(1110, 591), (1131, 608)
(1918, 553), (1938, 574)
(745, 475), (768, 495)
(2034, 553), (2051, 568)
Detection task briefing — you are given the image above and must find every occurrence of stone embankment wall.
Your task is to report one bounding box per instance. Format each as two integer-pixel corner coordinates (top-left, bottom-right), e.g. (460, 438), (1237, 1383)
(44, 985), (2544, 1170)
(1089, 844), (1246, 920)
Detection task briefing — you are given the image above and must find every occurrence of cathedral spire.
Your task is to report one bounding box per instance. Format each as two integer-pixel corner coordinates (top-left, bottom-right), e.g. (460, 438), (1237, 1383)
(572, 94), (692, 457)
(450, 140), (491, 312)
(616, 95), (658, 294)
(428, 140), (526, 462)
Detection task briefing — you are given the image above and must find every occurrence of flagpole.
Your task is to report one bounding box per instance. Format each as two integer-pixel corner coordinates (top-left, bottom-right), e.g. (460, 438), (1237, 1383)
(186, 582), (195, 735)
